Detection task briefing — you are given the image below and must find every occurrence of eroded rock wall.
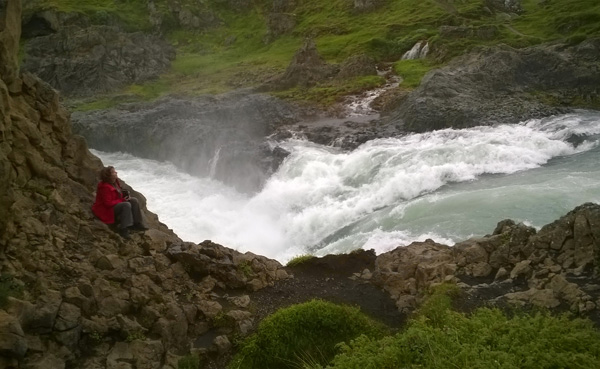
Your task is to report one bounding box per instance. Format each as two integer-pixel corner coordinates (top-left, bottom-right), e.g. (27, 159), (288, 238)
(0, 1), (290, 368)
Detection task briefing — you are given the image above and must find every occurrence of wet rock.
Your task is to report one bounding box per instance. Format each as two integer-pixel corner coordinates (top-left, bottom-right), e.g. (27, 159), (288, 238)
(385, 39), (600, 132)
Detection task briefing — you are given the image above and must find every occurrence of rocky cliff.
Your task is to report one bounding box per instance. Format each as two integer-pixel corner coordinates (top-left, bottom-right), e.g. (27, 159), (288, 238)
(2, 1), (600, 369)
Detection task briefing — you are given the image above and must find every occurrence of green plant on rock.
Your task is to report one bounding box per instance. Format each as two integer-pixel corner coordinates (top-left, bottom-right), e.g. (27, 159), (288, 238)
(286, 254), (316, 267)
(125, 331), (146, 342)
(229, 299), (388, 369)
(238, 261), (254, 278)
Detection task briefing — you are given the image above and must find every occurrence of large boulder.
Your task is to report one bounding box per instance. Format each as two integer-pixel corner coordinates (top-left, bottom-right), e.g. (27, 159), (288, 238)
(22, 25), (175, 97)
(385, 39), (600, 132)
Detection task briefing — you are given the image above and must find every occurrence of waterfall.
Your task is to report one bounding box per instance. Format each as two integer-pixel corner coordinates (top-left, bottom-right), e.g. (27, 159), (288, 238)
(208, 147), (221, 178)
(402, 41), (429, 60)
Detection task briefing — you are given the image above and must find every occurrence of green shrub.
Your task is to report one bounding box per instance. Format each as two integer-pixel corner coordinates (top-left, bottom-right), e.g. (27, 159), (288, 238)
(325, 285), (600, 369)
(229, 299), (388, 369)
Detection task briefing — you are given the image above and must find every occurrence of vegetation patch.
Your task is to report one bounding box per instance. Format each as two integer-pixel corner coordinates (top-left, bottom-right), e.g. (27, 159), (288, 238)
(286, 254), (316, 267)
(26, 0), (600, 108)
(320, 284), (600, 369)
(229, 299), (388, 369)
(393, 59), (438, 89)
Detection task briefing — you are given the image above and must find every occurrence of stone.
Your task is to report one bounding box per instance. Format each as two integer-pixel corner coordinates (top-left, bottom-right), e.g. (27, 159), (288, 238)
(213, 335), (231, 354)
(54, 303), (81, 331)
(0, 311), (27, 358)
(504, 288), (560, 309)
(510, 260), (532, 279)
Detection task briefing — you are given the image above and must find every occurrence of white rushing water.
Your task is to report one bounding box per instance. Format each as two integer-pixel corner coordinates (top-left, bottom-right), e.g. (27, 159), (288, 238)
(92, 111), (600, 263)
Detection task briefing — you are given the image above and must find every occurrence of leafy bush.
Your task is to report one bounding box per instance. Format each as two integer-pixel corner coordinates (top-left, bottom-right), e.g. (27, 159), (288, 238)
(229, 299), (388, 369)
(324, 285), (600, 369)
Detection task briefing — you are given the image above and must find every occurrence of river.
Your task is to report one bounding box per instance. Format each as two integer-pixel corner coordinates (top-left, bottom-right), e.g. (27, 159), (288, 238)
(92, 110), (600, 263)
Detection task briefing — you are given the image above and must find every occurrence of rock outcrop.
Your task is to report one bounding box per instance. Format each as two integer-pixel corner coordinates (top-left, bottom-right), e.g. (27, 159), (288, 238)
(22, 25), (175, 97)
(372, 203), (600, 322)
(267, 38), (339, 90)
(385, 38), (600, 132)
(71, 91), (301, 193)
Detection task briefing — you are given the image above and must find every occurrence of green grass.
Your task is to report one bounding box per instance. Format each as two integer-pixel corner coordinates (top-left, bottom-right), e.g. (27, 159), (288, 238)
(229, 299), (388, 369)
(393, 59), (439, 89)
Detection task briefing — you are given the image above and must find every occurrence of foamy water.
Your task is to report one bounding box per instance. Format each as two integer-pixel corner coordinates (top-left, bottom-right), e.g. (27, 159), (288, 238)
(92, 111), (600, 263)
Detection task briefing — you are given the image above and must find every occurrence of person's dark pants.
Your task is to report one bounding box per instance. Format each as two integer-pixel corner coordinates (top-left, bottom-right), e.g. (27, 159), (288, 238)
(114, 197), (144, 229)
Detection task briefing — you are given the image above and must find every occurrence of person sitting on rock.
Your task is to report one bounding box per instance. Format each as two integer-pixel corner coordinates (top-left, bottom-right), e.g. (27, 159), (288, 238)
(92, 166), (148, 239)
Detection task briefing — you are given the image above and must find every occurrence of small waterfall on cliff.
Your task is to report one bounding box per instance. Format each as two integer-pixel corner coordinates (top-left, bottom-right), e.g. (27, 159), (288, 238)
(208, 147), (221, 178)
(94, 110), (600, 263)
(402, 41), (429, 60)
(344, 67), (401, 116)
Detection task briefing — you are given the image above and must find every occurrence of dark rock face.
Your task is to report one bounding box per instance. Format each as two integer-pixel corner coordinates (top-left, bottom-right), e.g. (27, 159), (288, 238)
(385, 39), (600, 132)
(72, 91), (300, 193)
(267, 38), (338, 90)
(22, 25), (175, 97)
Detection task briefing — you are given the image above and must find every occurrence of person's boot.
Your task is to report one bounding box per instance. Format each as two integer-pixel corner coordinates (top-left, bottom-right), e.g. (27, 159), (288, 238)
(119, 228), (131, 239)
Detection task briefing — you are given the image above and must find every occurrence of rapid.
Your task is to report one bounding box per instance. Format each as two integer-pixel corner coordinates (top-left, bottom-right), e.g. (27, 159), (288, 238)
(92, 110), (600, 263)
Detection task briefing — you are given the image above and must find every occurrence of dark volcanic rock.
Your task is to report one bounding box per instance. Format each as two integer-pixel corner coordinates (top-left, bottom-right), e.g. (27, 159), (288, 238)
(385, 39), (600, 132)
(266, 38), (338, 90)
(72, 91), (300, 193)
(22, 25), (175, 97)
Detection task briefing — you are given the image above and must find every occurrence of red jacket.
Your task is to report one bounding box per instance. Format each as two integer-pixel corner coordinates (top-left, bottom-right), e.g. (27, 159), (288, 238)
(92, 180), (126, 224)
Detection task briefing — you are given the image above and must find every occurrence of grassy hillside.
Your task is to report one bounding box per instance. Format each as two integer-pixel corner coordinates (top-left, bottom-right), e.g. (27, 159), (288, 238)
(23, 0), (600, 109)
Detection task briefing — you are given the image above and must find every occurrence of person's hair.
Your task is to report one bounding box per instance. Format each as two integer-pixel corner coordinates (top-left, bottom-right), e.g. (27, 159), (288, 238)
(99, 166), (115, 183)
